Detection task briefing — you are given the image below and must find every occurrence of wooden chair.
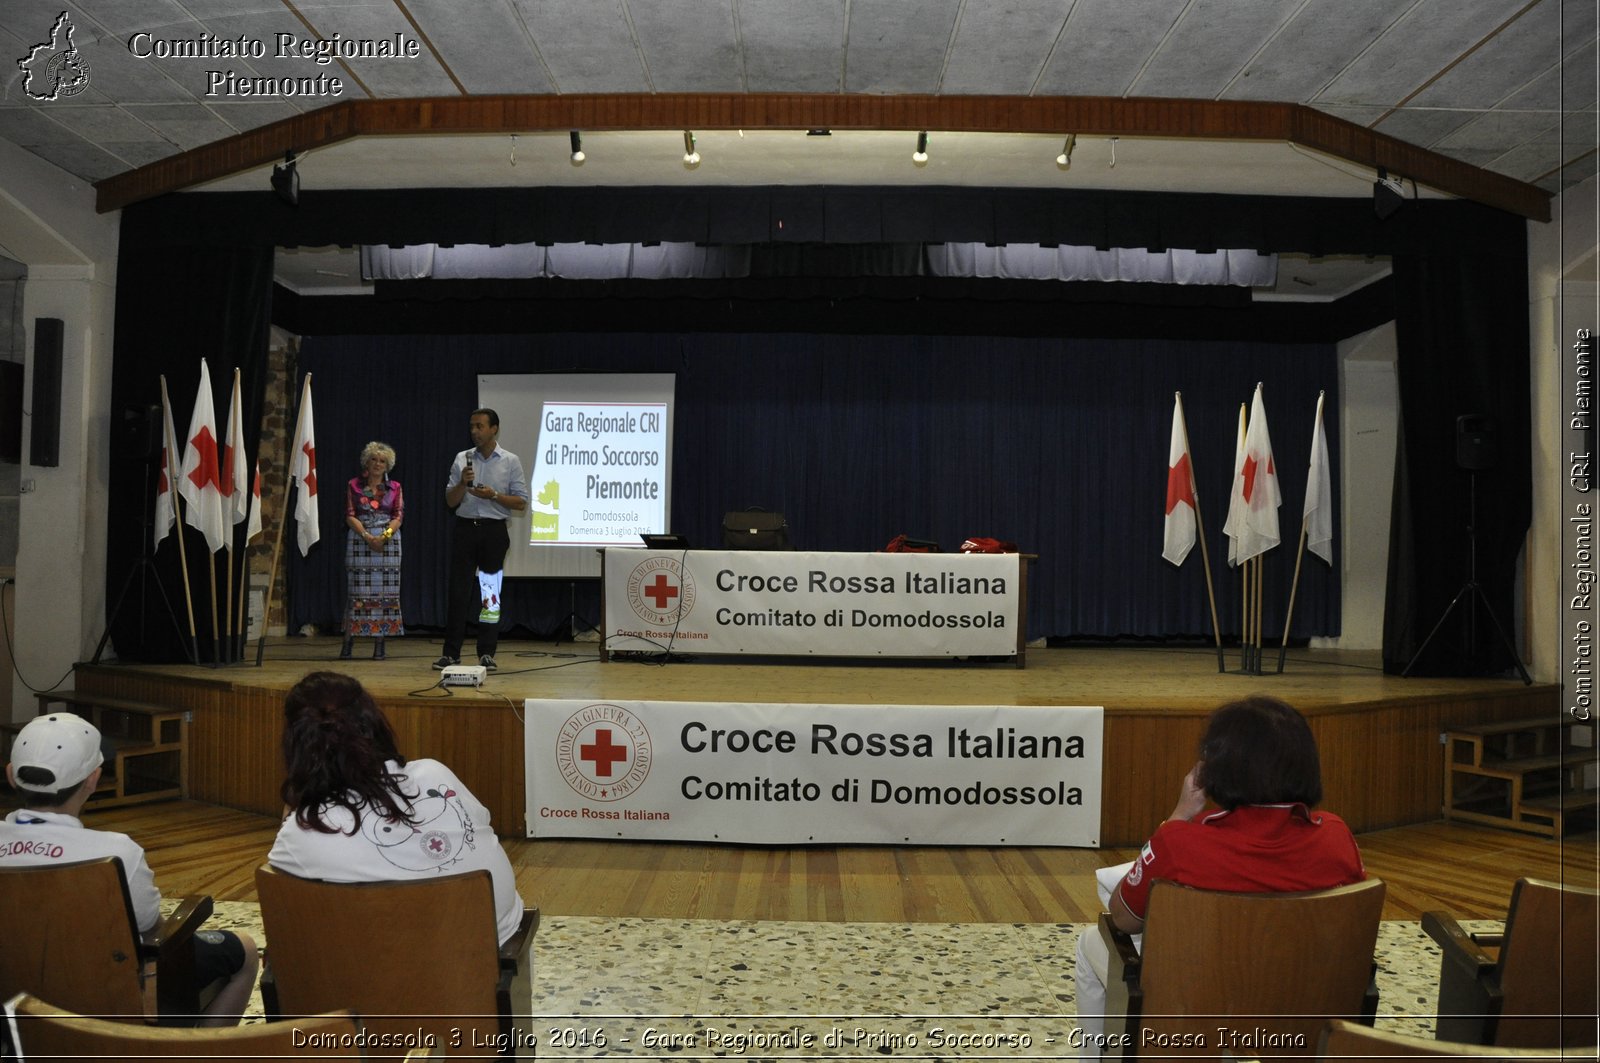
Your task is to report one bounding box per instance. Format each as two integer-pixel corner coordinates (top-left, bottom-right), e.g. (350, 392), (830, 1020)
(5, 993), (365, 1059)
(255, 865), (538, 1058)
(1100, 878), (1386, 1060)
(1422, 877), (1599, 1048)
(1316, 1018), (1594, 1061)
(0, 856), (211, 1024)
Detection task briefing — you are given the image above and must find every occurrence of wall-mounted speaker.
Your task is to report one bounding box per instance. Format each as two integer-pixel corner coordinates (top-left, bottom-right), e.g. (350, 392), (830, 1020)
(120, 403), (163, 461)
(1455, 413), (1498, 471)
(29, 318), (63, 468)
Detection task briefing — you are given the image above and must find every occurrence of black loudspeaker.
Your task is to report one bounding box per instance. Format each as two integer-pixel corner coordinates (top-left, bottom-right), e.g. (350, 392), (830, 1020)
(0, 361), (21, 464)
(29, 318), (63, 468)
(120, 403), (163, 461)
(1455, 413), (1498, 471)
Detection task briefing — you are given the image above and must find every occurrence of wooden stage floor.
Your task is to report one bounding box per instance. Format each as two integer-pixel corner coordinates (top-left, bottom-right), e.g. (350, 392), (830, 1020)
(67, 636), (1561, 848)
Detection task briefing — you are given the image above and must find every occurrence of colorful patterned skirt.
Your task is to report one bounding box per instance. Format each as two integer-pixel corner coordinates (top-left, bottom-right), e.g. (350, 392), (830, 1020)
(345, 515), (403, 637)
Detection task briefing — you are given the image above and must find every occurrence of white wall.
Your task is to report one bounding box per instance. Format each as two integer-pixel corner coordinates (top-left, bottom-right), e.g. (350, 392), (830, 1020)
(1, 140), (118, 717)
(1528, 175), (1600, 684)
(1323, 323), (1399, 651)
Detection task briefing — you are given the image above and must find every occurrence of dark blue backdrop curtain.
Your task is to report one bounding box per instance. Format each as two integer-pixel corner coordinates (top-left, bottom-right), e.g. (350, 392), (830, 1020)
(289, 333), (1339, 642)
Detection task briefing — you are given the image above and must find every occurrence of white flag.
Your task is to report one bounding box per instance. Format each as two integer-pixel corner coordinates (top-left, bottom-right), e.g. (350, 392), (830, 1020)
(1233, 383), (1281, 564)
(153, 378), (179, 550)
(289, 374), (320, 556)
(1222, 403), (1247, 567)
(1162, 394), (1197, 566)
(223, 368), (250, 527)
(178, 359), (228, 553)
(1305, 394), (1333, 564)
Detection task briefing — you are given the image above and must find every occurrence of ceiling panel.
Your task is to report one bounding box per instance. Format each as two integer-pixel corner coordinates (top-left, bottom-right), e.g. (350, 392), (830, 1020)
(1131, 0), (1301, 99)
(844, 0), (961, 94)
(940, 1), (1064, 95)
(513, 0), (648, 93)
(1037, 0), (1184, 97)
(627, 0), (744, 93)
(1408, 0), (1561, 109)
(1222, 0), (1410, 102)
(1314, 0), (1536, 106)
(739, 0), (846, 93)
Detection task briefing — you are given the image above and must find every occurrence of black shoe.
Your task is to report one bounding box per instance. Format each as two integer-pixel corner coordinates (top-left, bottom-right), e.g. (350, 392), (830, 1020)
(479, 655), (498, 671)
(432, 655), (459, 670)
(373, 639), (386, 660)
(339, 636), (354, 660)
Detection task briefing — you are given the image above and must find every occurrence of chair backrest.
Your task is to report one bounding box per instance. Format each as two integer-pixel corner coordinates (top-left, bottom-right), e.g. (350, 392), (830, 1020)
(1493, 877), (1599, 1048)
(1318, 1018), (1596, 1061)
(5, 992), (364, 1059)
(255, 864), (505, 1054)
(1136, 878), (1386, 1058)
(0, 857), (148, 1021)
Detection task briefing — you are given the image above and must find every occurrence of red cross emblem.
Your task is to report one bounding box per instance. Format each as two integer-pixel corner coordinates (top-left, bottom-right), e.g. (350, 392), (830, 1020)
(643, 573), (679, 610)
(301, 440), (318, 495)
(580, 728), (629, 778)
(186, 426), (220, 491)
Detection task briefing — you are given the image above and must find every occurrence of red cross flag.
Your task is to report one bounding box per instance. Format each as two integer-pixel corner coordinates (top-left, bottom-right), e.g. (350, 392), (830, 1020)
(1223, 402), (1247, 567)
(1162, 393), (1197, 566)
(153, 377), (180, 551)
(222, 368), (251, 528)
(289, 374), (320, 555)
(1232, 383), (1281, 564)
(178, 359), (228, 553)
(246, 460), (263, 544)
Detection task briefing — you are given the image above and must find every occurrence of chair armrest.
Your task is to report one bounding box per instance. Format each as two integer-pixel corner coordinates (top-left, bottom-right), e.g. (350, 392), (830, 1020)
(143, 894), (214, 953)
(1421, 911), (1497, 978)
(499, 907), (539, 971)
(1099, 914), (1142, 975)
(1098, 913), (1142, 1058)
(142, 894), (214, 1022)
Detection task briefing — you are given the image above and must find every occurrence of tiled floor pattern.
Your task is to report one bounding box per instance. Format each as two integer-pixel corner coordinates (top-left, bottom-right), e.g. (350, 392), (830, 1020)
(200, 901), (1477, 1058)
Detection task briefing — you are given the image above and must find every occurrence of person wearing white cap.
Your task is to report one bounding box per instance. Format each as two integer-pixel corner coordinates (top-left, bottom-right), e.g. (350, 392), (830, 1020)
(2, 712), (260, 1026)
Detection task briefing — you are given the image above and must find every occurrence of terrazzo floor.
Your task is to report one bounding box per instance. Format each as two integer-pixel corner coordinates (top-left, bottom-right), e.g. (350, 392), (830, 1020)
(196, 901), (1483, 1059)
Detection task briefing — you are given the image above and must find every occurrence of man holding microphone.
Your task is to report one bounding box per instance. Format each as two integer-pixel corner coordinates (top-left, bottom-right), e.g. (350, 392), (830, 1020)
(436, 407), (527, 671)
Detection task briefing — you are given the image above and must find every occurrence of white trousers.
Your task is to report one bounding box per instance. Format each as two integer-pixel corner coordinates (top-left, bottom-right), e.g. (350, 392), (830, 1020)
(1074, 920), (1143, 1061)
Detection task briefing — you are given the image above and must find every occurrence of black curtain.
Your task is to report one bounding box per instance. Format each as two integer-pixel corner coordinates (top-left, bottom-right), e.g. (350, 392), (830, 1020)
(106, 240), (273, 662)
(1383, 213), (1531, 675)
(289, 333), (1339, 643)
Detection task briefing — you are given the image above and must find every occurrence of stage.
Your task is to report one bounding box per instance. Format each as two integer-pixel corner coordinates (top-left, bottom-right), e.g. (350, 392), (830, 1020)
(64, 638), (1557, 847)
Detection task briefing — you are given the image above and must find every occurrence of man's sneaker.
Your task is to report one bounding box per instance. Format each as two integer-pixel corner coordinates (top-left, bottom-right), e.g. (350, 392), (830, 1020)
(480, 655), (498, 671)
(432, 655), (459, 670)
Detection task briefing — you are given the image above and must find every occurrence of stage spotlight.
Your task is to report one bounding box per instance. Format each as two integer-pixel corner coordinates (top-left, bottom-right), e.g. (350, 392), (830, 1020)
(683, 130), (700, 168)
(912, 131), (928, 166)
(1055, 134), (1077, 170)
(271, 150), (299, 206)
(569, 130), (585, 165)
(1373, 166), (1406, 220)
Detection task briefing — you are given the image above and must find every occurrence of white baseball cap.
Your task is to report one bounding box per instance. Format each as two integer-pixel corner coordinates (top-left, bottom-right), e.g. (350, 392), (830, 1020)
(9, 713), (104, 792)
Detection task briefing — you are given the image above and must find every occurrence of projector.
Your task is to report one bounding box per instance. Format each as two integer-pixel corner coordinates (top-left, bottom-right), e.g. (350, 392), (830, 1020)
(440, 664), (487, 687)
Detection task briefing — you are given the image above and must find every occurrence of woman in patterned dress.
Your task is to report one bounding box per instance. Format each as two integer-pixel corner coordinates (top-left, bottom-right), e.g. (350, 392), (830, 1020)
(341, 441), (404, 659)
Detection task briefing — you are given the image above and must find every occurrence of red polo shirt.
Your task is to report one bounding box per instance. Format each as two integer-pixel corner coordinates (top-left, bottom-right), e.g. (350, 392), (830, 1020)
(1116, 803), (1365, 921)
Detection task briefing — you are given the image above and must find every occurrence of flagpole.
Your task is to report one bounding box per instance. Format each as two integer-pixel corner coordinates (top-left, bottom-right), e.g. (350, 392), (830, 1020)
(1278, 391), (1326, 673)
(258, 383), (308, 667)
(207, 557), (220, 667)
(1254, 556), (1265, 674)
(1175, 392), (1226, 673)
(161, 377), (202, 665)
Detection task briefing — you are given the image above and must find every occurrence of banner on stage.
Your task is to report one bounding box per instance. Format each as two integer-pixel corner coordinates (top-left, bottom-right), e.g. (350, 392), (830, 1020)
(525, 699), (1104, 846)
(602, 548), (1020, 657)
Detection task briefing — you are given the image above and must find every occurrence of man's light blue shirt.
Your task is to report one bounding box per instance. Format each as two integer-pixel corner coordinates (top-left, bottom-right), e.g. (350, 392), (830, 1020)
(447, 445), (527, 520)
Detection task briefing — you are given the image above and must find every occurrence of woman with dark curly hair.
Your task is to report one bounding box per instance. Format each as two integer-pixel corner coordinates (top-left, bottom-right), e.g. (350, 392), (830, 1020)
(341, 441), (404, 660)
(1072, 696), (1366, 1058)
(266, 671), (526, 945)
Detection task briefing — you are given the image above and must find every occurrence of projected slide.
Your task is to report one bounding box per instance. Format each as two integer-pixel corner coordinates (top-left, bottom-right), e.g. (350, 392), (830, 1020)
(478, 373), (675, 578)
(528, 402), (667, 544)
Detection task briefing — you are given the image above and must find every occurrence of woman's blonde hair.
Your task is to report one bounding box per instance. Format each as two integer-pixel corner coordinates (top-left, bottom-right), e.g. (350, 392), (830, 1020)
(360, 441), (396, 471)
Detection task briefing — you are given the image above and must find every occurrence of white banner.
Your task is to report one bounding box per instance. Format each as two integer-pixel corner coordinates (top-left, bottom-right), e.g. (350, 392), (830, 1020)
(602, 549), (1020, 657)
(526, 699), (1104, 846)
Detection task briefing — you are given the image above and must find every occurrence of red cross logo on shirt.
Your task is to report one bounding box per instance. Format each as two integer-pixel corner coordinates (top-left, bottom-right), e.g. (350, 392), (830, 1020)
(643, 573), (679, 610)
(580, 728), (629, 778)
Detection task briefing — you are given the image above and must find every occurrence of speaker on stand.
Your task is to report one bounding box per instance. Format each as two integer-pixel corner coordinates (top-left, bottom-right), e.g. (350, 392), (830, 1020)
(1402, 414), (1529, 682)
(94, 404), (191, 663)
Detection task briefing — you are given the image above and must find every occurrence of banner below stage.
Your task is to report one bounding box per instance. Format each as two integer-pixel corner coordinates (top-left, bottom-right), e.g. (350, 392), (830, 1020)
(602, 548), (1021, 658)
(526, 699), (1104, 846)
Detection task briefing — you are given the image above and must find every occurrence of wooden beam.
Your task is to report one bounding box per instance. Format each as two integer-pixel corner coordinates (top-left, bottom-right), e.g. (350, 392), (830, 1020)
(93, 94), (1551, 221)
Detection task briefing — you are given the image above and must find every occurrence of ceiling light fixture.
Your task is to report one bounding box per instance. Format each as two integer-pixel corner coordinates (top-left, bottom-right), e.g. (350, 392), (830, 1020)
(1055, 134), (1077, 170)
(569, 130), (585, 165)
(683, 130), (700, 169)
(912, 131), (929, 167)
(271, 150), (299, 206)
(1109, 137), (1118, 169)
